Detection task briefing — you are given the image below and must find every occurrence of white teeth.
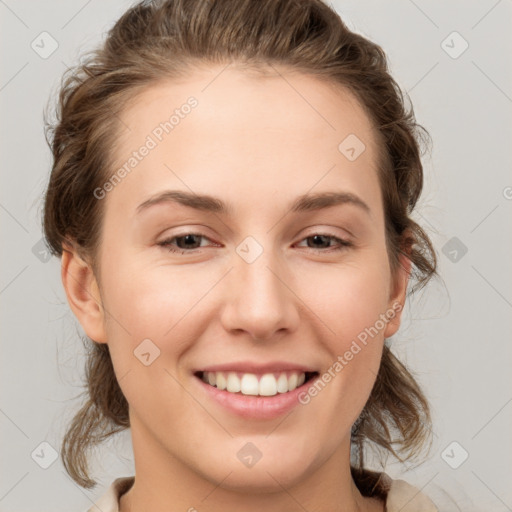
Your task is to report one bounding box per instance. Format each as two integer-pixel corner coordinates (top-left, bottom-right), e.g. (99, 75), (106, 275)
(216, 372), (227, 390)
(288, 373), (298, 391)
(201, 371), (308, 395)
(226, 372), (241, 393)
(259, 373), (277, 396)
(276, 373), (288, 393)
(240, 374), (259, 395)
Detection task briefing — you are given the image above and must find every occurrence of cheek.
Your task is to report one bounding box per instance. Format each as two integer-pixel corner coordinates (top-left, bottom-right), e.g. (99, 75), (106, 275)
(100, 253), (201, 336)
(98, 253), (221, 390)
(297, 255), (390, 410)
(299, 254), (391, 342)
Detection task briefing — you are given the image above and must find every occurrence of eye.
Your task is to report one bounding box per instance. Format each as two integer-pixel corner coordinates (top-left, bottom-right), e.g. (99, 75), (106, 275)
(157, 233), (215, 254)
(157, 232), (352, 255)
(295, 233), (352, 253)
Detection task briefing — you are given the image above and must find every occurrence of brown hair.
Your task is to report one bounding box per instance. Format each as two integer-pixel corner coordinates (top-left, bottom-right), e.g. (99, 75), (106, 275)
(42, 0), (437, 493)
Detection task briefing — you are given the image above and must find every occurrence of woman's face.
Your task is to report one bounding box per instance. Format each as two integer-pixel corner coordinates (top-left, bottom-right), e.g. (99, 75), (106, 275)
(67, 65), (408, 491)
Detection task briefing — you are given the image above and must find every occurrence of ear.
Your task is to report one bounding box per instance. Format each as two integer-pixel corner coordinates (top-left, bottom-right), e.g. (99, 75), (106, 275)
(61, 241), (107, 343)
(383, 249), (411, 338)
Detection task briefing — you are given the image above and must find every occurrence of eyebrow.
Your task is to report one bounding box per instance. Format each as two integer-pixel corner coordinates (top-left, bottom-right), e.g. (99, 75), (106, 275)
(136, 190), (371, 216)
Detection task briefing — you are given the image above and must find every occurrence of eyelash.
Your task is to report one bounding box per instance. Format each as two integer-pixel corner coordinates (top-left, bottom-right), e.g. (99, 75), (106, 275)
(157, 232), (353, 255)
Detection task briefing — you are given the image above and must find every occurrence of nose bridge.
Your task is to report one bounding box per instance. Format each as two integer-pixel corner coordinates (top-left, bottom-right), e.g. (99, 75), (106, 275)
(221, 236), (298, 340)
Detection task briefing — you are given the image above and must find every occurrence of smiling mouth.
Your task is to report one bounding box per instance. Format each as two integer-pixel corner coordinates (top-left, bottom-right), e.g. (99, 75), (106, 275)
(194, 370), (319, 397)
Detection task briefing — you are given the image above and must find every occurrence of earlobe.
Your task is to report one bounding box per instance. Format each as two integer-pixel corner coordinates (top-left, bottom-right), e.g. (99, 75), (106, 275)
(383, 250), (412, 338)
(61, 242), (107, 343)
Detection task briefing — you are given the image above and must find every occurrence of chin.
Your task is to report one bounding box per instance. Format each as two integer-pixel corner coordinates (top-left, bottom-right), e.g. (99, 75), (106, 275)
(207, 463), (307, 494)
(192, 441), (318, 493)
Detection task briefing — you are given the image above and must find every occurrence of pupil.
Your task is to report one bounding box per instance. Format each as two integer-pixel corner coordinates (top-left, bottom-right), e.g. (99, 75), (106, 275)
(311, 235), (329, 248)
(178, 234), (200, 249)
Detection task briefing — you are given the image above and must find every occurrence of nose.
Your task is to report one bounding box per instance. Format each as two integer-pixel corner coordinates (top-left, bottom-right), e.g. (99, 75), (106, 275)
(220, 245), (300, 342)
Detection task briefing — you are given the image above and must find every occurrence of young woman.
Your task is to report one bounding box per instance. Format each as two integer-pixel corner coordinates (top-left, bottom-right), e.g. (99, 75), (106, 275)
(42, 0), (442, 510)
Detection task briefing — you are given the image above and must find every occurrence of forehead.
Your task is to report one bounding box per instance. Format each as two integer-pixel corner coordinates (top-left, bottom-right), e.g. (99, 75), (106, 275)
(107, 65), (382, 218)
(118, 64), (378, 146)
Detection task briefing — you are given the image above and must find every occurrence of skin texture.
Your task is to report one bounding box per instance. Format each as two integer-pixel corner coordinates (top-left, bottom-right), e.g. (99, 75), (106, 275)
(61, 65), (410, 512)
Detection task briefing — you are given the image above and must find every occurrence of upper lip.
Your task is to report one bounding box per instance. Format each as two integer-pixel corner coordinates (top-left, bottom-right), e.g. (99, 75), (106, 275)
(194, 361), (319, 374)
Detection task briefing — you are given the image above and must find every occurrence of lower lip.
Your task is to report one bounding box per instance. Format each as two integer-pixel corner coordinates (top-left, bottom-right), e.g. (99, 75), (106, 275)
(194, 375), (319, 420)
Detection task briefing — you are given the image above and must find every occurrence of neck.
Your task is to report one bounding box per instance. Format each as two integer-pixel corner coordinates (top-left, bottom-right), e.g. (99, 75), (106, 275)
(119, 414), (384, 512)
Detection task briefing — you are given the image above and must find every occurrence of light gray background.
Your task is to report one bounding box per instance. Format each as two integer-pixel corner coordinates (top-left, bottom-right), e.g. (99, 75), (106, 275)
(1, 1), (511, 511)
